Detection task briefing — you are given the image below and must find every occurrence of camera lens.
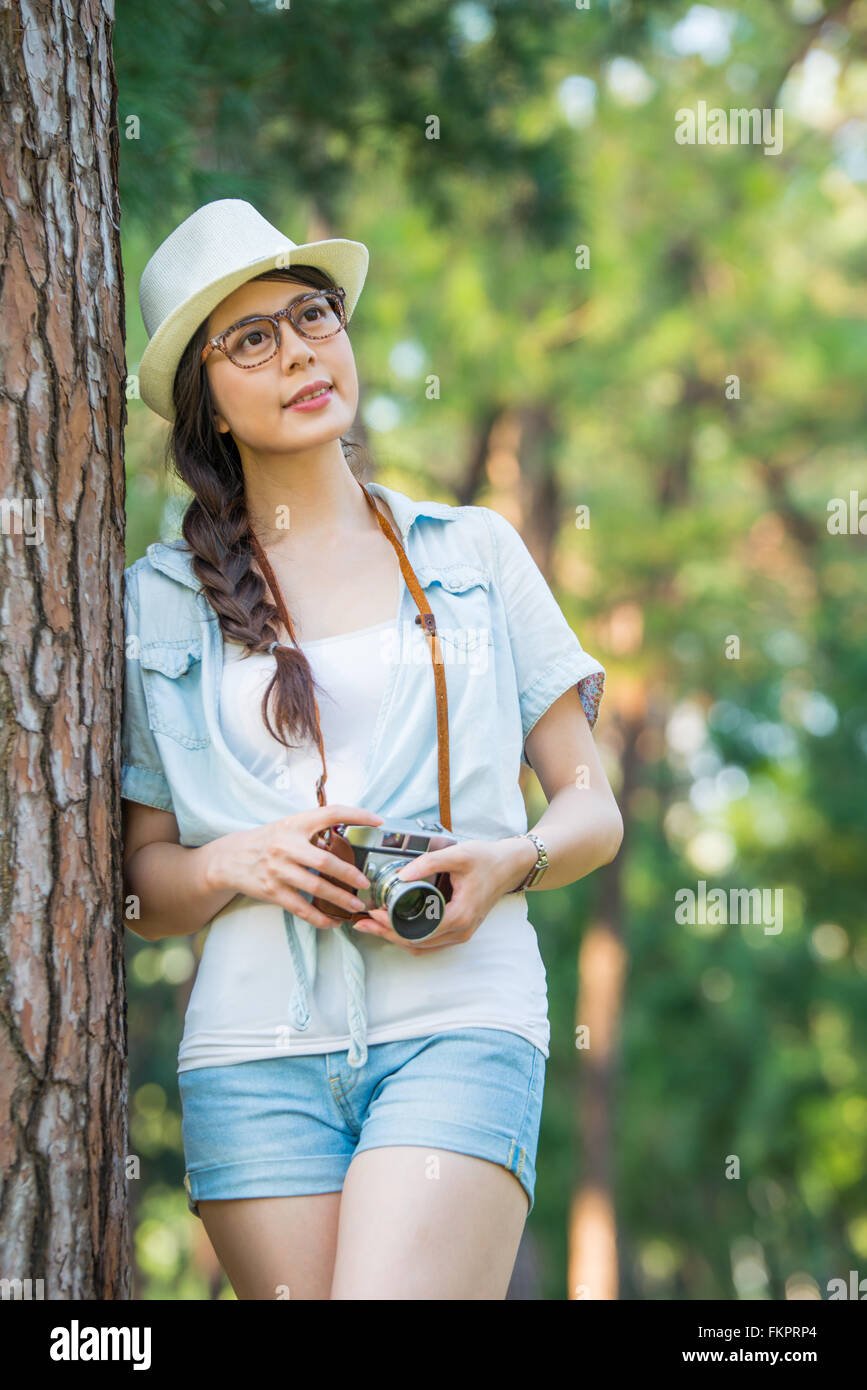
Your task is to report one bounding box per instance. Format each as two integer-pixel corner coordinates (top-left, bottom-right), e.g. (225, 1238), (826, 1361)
(386, 880), (444, 939)
(391, 886), (428, 922)
(370, 861), (445, 940)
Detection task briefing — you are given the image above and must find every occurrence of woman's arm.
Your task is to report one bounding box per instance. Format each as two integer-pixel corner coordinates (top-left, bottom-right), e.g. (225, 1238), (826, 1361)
(123, 798), (392, 943)
(122, 799), (238, 942)
(503, 685), (624, 892)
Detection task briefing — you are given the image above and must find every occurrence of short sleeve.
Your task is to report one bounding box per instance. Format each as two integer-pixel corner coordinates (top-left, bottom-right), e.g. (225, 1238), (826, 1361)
(121, 564), (175, 813)
(481, 507), (606, 759)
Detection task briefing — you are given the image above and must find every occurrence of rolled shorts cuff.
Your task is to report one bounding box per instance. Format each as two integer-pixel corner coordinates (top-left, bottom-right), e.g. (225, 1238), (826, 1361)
(353, 1117), (537, 1214)
(184, 1155), (350, 1218)
(186, 1128), (538, 1220)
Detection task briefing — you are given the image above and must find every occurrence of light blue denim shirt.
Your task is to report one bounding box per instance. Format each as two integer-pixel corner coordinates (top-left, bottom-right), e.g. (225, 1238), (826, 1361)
(122, 481), (606, 1068)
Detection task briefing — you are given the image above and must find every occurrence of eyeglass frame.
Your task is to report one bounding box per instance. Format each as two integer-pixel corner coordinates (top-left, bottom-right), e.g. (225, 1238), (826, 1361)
(200, 286), (347, 367)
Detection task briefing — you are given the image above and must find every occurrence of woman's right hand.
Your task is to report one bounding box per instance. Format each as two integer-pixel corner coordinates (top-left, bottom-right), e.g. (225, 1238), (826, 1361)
(203, 805), (385, 928)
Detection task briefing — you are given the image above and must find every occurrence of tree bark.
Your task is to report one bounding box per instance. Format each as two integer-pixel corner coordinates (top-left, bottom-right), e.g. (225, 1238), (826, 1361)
(0, 0), (130, 1298)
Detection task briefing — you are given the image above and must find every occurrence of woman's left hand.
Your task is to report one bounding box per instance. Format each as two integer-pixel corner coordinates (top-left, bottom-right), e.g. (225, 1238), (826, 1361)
(350, 836), (535, 955)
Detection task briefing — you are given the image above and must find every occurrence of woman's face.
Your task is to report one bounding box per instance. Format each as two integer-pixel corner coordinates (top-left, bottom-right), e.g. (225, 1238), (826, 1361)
(203, 276), (358, 453)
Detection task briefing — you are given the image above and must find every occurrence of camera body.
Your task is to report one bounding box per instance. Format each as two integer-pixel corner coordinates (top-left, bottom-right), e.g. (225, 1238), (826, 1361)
(310, 816), (467, 940)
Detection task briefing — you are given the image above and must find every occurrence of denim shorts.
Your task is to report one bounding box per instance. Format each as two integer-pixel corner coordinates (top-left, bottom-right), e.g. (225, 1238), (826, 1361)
(178, 1027), (546, 1218)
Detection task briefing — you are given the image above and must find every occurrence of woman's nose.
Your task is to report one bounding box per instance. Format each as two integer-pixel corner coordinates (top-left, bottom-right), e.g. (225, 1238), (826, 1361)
(279, 320), (317, 372)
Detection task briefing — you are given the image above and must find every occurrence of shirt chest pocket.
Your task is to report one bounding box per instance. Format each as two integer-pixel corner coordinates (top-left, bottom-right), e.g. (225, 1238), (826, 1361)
(139, 638), (211, 749)
(418, 564), (494, 667)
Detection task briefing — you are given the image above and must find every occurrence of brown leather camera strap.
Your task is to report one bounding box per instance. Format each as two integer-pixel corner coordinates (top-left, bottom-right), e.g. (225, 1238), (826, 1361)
(358, 481), (451, 831)
(249, 477), (452, 832)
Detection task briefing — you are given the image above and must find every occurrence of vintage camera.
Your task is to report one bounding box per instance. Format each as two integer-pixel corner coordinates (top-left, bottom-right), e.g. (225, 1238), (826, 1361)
(310, 816), (465, 941)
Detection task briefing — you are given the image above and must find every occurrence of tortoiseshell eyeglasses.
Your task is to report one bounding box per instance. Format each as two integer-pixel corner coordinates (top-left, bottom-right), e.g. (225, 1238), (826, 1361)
(200, 287), (347, 369)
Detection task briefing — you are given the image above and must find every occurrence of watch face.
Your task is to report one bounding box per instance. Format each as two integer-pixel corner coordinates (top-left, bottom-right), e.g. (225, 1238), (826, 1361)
(521, 834), (546, 889)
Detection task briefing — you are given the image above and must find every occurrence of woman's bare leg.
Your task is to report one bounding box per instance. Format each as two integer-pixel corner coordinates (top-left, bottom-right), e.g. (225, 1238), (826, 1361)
(196, 1191), (342, 1300)
(329, 1146), (528, 1300)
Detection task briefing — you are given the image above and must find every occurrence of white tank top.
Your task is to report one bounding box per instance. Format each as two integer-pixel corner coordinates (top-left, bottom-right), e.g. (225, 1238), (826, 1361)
(218, 617), (395, 807)
(175, 620), (551, 1071)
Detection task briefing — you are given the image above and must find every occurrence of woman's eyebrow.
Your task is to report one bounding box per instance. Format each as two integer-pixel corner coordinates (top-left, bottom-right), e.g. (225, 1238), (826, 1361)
(255, 290), (312, 316)
(215, 290), (314, 335)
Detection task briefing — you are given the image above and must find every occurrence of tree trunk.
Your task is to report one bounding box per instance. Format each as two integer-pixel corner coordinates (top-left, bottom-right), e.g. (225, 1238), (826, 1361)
(516, 404), (559, 572)
(0, 0), (130, 1298)
(567, 710), (643, 1299)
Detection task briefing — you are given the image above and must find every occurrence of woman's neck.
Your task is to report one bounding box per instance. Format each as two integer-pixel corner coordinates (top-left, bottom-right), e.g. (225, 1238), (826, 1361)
(244, 455), (373, 550)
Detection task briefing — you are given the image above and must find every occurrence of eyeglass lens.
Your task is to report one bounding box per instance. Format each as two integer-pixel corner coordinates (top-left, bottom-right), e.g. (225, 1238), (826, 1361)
(224, 294), (343, 364)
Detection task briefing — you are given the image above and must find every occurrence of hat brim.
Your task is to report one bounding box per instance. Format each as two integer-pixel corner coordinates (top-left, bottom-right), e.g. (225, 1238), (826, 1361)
(137, 238), (369, 423)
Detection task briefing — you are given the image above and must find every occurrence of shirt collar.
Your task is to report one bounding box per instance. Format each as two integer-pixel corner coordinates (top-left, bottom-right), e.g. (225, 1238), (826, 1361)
(363, 480), (459, 541)
(145, 480), (459, 593)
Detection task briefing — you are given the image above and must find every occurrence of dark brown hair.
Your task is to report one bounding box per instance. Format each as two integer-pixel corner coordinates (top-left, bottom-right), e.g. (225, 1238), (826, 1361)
(168, 265), (366, 753)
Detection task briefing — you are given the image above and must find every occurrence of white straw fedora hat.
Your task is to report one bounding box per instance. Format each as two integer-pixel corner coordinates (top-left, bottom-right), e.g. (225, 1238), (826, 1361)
(138, 198), (369, 422)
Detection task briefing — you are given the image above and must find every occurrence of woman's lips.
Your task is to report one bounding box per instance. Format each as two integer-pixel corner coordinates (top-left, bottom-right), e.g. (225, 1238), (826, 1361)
(285, 386), (333, 412)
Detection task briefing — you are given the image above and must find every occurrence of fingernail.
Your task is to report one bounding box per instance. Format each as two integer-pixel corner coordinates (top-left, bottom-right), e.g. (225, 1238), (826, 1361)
(351, 897), (366, 910)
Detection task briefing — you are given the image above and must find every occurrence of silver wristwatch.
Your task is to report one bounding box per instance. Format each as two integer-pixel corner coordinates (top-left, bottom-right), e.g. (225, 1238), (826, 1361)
(510, 831), (549, 892)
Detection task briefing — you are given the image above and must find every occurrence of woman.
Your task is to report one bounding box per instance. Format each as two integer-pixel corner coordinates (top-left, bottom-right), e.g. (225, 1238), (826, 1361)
(122, 198), (623, 1300)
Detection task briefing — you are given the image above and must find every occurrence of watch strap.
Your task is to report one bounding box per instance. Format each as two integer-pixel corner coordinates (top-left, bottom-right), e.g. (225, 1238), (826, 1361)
(510, 831), (548, 892)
